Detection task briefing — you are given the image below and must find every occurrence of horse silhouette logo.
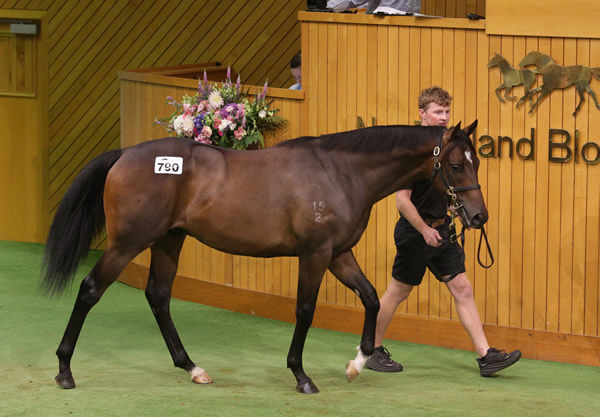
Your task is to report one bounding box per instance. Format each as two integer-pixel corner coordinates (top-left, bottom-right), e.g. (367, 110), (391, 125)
(488, 52), (600, 116)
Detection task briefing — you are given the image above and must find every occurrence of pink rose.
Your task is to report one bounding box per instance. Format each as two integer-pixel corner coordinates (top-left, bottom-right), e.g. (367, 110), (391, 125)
(234, 127), (246, 140)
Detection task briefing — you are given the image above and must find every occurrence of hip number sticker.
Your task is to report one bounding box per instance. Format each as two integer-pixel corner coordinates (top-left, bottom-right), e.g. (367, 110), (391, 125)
(154, 156), (183, 175)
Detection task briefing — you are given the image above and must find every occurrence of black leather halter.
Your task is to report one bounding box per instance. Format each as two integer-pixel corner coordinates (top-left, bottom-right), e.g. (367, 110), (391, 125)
(431, 134), (494, 269)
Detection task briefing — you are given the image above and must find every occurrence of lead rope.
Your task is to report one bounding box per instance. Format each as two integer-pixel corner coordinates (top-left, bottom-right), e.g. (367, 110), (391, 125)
(476, 226), (494, 269)
(449, 218), (494, 269)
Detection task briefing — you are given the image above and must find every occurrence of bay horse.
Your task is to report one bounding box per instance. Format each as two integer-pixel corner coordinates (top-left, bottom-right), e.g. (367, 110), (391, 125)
(487, 53), (536, 107)
(42, 121), (487, 394)
(519, 51), (600, 116)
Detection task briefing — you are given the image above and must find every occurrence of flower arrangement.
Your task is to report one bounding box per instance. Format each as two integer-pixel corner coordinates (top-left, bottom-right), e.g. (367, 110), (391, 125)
(155, 68), (285, 150)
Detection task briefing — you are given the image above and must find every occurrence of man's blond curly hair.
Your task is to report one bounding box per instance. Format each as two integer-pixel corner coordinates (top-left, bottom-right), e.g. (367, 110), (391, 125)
(418, 86), (452, 110)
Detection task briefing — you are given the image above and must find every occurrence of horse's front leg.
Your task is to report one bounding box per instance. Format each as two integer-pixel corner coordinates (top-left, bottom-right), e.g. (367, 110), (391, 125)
(495, 85), (506, 102)
(328, 251), (379, 382)
(503, 84), (517, 101)
(287, 251), (331, 394)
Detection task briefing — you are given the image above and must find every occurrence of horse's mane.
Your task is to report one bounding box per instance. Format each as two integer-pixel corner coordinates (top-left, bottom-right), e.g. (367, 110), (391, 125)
(275, 125), (443, 153)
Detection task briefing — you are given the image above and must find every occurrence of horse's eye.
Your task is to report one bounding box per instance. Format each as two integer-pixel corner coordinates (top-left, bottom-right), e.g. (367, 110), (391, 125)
(451, 164), (463, 171)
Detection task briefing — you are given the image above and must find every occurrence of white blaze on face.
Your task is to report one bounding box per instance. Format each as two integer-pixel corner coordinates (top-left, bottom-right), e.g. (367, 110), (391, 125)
(465, 150), (473, 164)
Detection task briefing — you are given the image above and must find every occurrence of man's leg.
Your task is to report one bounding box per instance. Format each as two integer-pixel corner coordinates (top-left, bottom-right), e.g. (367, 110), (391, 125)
(374, 279), (413, 347)
(446, 273), (521, 375)
(365, 279), (413, 372)
(445, 273), (489, 357)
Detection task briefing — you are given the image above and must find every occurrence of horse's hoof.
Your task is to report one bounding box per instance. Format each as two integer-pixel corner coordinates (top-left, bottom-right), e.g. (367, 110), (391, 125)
(191, 368), (213, 384)
(55, 372), (76, 389)
(295, 381), (319, 394)
(345, 360), (360, 382)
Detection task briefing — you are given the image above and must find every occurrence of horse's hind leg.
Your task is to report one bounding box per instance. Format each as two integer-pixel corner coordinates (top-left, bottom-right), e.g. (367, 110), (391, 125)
(145, 231), (212, 385)
(55, 248), (141, 389)
(586, 84), (600, 109)
(328, 251), (379, 382)
(573, 84), (587, 116)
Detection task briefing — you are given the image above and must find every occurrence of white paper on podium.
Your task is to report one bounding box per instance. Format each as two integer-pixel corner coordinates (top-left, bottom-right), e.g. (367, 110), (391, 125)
(371, 6), (441, 17)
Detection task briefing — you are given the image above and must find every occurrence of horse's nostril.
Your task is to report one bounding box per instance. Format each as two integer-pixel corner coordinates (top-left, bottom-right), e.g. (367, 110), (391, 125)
(472, 213), (484, 228)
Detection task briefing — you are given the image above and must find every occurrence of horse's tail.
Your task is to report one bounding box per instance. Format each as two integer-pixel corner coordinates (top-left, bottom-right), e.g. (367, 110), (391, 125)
(591, 67), (600, 80)
(41, 149), (123, 295)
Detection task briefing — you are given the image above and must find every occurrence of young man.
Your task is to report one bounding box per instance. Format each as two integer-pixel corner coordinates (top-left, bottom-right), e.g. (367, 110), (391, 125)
(365, 86), (521, 376)
(289, 53), (301, 90)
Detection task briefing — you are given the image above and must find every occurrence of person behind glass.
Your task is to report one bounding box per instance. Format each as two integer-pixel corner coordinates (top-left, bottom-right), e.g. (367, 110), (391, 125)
(289, 53), (301, 90)
(365, 86), (521, 376)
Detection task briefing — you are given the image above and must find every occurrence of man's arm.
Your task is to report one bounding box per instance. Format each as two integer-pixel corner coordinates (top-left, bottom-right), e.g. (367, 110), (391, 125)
(396, 189), (442, 247)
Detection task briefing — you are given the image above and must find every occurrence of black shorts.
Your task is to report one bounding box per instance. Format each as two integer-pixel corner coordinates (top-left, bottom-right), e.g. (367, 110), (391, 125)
(391, 217), (465, 285)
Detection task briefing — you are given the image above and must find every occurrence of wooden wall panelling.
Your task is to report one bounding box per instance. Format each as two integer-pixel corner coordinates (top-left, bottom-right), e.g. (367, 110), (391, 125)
(559, 38), (576, 334)
(0, 0), (305, 238)
(486, 0), (600, 39)
(586, 40), (600, 337)
(546, 38), (562, 333)
(497, 35), (512, 327)
(520, 36), (537, 330)
(508, 36), (525, 329)
(473, 29), (489, 324)
(571, 38), (589, 336)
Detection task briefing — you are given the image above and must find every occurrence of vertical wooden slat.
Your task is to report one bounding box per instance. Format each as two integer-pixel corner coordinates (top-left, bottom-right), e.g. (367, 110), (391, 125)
(533, 37), (551, 331)
(474, 29), (489, 324)
(586, 40), (600, 337)
(509, 36), (525, 328)
(497, 35), (513, 327)
(571, 41), (588, 336)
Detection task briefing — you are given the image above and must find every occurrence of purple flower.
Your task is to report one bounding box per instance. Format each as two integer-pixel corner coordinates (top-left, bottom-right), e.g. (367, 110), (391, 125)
(194, 113), (206, 131)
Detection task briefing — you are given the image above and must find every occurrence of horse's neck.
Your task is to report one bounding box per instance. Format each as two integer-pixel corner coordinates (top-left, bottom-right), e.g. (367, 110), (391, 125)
(498, 59), (511, 72)
(352, 141), (435, 205)
(536, 56), (553, 70)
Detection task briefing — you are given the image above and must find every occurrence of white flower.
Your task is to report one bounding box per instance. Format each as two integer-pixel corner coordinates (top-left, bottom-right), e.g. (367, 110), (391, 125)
(218, 118), (233, 132)
(208, 90), (224, 109)
(172, 114), (186, 136)
(259, 110), (267, 118)
(182, 116), (195, 136)
(173, 114), (195, 137)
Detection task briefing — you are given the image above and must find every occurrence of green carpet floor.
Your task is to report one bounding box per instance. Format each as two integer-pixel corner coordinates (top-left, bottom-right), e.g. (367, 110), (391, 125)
(1, 240), (598, 417)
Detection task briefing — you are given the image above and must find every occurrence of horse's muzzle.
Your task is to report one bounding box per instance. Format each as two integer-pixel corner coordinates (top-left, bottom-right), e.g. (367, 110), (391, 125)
(469, 213), (487, 229)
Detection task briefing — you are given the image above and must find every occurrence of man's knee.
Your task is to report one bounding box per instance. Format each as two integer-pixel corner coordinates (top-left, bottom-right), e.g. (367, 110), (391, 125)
(446, 273), (474, 300)
(384, 278), (413, 303)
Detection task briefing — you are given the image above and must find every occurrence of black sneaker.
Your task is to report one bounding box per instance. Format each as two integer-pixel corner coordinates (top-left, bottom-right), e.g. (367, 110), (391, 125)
(365, 346), (403, 372)
(477, 347), (521, 376)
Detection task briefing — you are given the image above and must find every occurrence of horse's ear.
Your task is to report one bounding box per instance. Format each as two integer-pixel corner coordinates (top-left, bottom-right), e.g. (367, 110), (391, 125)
(463, 119), (478, 136)
(442, 122), (460, 146)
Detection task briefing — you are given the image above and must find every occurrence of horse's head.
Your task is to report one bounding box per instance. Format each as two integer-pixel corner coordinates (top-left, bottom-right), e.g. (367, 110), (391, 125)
(487, 53), (505, 69)
(519, 51), (554, 70)
(432, 120), (488, 229)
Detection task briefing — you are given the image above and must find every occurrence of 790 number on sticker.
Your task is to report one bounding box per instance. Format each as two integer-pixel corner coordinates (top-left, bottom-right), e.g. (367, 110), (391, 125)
(154, 156), (183, 175)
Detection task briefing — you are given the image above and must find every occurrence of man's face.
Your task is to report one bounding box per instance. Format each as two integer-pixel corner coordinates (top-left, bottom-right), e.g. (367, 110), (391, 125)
(291, 67), (301, 86)
(419, 102), (450, 127)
